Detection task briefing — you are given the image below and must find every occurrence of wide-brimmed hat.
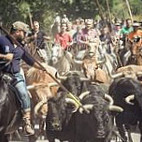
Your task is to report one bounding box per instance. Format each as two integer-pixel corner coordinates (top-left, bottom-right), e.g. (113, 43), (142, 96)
(85, 19), (93, 25)
(132, 22), (141, 27)
(115, 22), (121, 26)
(12, 21), (29, 32)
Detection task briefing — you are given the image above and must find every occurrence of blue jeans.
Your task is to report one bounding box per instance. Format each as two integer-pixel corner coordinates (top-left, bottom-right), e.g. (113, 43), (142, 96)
(12, 72), (31, 112)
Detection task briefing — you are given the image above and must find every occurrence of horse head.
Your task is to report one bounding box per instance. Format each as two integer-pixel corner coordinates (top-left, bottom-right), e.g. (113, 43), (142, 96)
(51, 44), (63, 64)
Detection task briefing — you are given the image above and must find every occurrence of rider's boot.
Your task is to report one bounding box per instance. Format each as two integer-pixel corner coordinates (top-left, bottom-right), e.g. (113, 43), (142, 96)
(22, 111), (35, 136)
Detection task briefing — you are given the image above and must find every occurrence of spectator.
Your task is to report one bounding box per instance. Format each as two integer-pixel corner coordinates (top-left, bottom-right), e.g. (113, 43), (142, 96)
(61, 14), (69, 24)
(55, 23), (72, 50)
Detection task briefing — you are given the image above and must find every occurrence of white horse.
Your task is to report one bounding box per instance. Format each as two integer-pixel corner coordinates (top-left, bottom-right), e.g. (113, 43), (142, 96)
(51, 44), (73, 75)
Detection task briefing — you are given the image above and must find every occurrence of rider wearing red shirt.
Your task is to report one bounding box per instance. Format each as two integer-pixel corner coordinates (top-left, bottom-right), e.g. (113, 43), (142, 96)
(55, 23), (72, 50)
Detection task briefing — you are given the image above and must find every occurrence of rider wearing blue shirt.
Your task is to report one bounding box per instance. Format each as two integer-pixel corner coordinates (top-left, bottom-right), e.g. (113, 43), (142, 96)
(0, 21), (45, 136)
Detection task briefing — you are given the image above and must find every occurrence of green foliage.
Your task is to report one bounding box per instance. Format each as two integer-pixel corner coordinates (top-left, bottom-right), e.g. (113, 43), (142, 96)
(0, 0), (141, 30)
(18, 1), (30, 20)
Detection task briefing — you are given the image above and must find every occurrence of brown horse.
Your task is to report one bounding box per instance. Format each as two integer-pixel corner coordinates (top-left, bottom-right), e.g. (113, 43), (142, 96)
(127, 37), (142, 65)
(132, 37), (142, 65)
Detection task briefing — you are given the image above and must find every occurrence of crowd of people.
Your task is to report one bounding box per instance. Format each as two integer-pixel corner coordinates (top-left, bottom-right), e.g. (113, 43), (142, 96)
(50, 15), (142, 57)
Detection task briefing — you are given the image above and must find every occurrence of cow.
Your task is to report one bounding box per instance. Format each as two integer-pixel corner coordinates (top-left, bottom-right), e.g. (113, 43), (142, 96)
(74, 53), (110, 84)
(109, 76), (142, 142)
(46, 71), (123, 142)
(25, 63), (59, 139)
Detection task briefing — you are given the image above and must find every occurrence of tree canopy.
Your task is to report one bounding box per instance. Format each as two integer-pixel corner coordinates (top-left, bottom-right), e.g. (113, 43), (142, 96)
(0, 0), (141, 30)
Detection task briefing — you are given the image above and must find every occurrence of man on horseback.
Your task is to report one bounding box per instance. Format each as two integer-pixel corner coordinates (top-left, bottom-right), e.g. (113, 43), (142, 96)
(0, 21), (46, 136)
(55, 22), (73, 50)
(33, 21), (51, 63)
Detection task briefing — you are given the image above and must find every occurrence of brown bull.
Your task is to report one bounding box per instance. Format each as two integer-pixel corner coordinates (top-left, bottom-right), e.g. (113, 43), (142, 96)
(26, 63), (59, 137)
(114, 65), (142, 80)
(82, 55), (110, 83)
(132, 37), (142, 65)
(26, 63), (59, 117)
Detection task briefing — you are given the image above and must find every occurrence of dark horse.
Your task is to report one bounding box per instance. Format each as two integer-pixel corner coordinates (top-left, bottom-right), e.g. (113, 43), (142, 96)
(0, 70), (22, 142)
(0, 40), (44, 142)
(0, 38), (48, 142)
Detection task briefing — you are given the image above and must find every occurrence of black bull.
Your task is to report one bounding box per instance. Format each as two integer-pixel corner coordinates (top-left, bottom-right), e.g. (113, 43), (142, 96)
(109, 77), (142, 142)
(46, 73), (114, 142)
(0, 73), (22, 142)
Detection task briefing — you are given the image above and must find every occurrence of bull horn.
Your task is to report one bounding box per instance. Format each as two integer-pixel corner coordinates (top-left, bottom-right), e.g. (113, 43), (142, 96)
(34, 100), (47, 115)
(27, 85), (35, 90)
(79, 91), (90, 100)
(110, 72), (124, 79)
(104, 63), (124, 79)
(136, 72), (142, 76)
(79, 104), (94, 114)
(108, 105), (123, 112)
(74, 59), (83, 64)
(48, 82), (58, 88)
(104, 94), (114, 105)
(64, 70), (81, 75)
(55, 72), (67, 80)
(80, 77), (90, 81)
(125, 94), (135, 105)
(65, 98), (79, 112)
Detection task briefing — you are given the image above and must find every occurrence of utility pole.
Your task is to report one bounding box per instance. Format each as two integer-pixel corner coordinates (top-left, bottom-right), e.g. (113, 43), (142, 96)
(125, 0), (133, 22)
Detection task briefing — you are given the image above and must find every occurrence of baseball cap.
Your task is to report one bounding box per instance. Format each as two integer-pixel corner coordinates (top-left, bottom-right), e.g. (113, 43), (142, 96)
(12, 21), (29, 32)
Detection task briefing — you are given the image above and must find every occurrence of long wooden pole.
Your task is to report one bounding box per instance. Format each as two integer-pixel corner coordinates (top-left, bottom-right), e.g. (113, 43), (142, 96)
(125, 0), (133, 22)
(94, 0), (105, 20)
(106, 0), (111, 23)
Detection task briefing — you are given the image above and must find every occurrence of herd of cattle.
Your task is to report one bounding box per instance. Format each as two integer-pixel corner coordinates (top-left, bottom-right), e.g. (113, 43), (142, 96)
(1, 40), (142, 142)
